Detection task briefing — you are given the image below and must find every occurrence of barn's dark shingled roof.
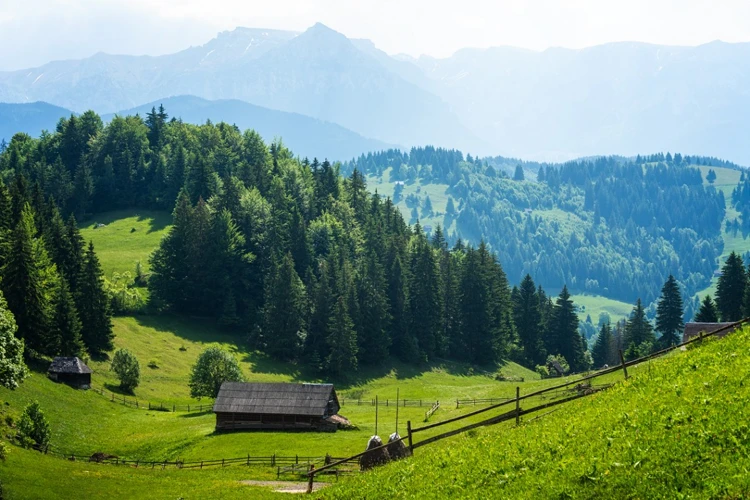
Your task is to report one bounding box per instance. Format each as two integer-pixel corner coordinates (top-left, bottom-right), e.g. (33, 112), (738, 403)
(48, 357), (92, 374)
(683, 322), (738, 343)
(213, 382), (337, 416)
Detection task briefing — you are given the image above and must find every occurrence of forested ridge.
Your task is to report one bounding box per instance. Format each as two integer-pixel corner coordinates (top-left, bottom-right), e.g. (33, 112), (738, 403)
(0, 107), (737, 379)
(345, 149), (732, 305)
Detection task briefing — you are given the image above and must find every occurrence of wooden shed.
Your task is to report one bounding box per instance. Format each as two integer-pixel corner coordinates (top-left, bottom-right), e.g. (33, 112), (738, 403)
(48, 357), (92, 389)
(213, 382), (341, 432)
(682, 322), (738, 343)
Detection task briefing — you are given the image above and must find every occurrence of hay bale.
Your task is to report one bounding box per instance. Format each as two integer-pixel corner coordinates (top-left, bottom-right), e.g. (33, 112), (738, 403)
(359, 435), (390, 471)
(386, 432), (411, 460)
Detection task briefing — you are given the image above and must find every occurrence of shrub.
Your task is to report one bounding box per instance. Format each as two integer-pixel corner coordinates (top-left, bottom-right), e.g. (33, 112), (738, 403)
(0, 441), (8, 461)
(17, 401), (50, 450)
(535, 365), (549, 378)
(104, 272), (146, 315)
(147, 359), (160, 369)
(189, 347), (244, 399)
(179, 346), (187, 352)
(0, 291), (29, 389)
(546, 354), (570, 375)
(110, 349), (140, 392)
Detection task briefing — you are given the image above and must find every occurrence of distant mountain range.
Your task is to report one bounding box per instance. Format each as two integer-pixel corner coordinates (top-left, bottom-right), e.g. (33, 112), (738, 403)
(0, 102), (71, 143)
(0, 96), (393, 160)
(2, 24), (750, 163)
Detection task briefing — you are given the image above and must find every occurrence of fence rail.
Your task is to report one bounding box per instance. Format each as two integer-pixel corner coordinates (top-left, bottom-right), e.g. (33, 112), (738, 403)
(455, 397), (513, 408)
(339, 398), (437, 408)
(424, 401), (440, 422)
(89, 386), (212, 413)
(46, 446), (344, 471)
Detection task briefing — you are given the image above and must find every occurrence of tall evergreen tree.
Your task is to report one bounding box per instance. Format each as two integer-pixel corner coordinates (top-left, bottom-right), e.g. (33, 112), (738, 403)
(261, 253), (307, 361)
(695, 295), (719, 323)
(388, 252), (418, 362)
(550, 286), (587, 372)
(591, 322), (612, 368)
(355, 251), (390, 364)
(624, 298), (655, 360)
(458, 246), (496, 364)
(0, 204), (56, 355)
(655, 275), (684, 348)
(50, 279), (84, 357)
(512, 274), (546, 366)
(407, 235), (443, 360)
(79, 241), (114, 354)
(716, 252), (746, 321)
(326, 296), (358, 376)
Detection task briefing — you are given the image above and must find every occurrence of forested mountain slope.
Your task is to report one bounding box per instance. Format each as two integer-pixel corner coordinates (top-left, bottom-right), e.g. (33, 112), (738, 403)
(347, 149), (737, 306)
(323, 327), (750, 499)
(103, 96), (393, 161)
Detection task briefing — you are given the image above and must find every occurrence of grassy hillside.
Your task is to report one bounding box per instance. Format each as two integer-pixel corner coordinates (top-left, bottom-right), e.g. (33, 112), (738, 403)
(323, 327), (750, 499)
(79, 210), (172, 278)
(694, 165), (750, 300)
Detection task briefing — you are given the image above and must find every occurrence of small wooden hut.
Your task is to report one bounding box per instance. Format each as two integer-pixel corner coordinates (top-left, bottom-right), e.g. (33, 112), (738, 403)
(48, 357), (92, 388)
(682, 322), (738, 343)
(213, 382), (341, 432)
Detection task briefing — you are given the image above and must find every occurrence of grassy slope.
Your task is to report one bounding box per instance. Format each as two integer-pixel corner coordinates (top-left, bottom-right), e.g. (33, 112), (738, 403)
(323, 328), (750, 499)
(694, 165), (750, 300)
(79, 210), (172, 277)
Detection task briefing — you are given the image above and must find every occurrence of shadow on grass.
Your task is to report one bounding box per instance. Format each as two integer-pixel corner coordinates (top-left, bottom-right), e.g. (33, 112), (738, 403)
(103, 383), (135, 397)
(138, 212), (171, 234)
(79, 209), (172, 234)
(178, 410), (213, 419)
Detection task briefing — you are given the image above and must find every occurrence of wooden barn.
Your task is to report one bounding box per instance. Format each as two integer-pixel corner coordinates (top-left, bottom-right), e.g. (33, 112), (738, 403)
(213, 382), (342, 432)
(48, 357), (92, 389)
(683, 322), (738, 343)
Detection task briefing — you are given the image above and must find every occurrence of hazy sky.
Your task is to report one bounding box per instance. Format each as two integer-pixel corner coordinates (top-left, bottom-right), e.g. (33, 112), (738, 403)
(2, 0), (750, 71)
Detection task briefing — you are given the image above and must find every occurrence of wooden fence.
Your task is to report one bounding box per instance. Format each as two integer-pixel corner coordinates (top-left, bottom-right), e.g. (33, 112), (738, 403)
(455, 397), (513, 408)
(339, 398), (438, 407)
(305, 319), (750, 492)
(46, 446), (344, 471)
(424, 401), (440, 422)
(90, 386), (212, 413)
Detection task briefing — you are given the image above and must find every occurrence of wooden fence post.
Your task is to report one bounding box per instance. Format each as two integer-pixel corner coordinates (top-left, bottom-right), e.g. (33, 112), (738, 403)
(307, 464), (315, 494)
(619, 349), (628, 380)
(247, 454), (250, 466)
(407, 420), (413, 454)
(515, 387), (520, 425)
(173, 404), (175, 412)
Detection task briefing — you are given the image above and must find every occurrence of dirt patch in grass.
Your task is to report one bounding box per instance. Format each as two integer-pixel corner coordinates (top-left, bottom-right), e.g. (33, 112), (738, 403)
(239, 480), (330, 494)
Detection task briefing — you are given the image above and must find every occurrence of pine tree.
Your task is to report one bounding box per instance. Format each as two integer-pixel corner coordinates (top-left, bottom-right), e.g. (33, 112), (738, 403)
(695, 295), (719, 323)
(388, 252), (418, 362)
(407, 235), (443, 360)
(624, 298), (655, 360)
(261, 253), (307, 361)
(50, 279), (84, 357)
(513, 165), (525, 181)
(655, 275), (684, 348)
(716, 252), (746, 321)
(326, 296), (358, 376)
(0, 204), (56, 355)
(307, 261), (334, 368)
(79, 241), (114, 354)
(512, 274), (546, 366)
(591, 322), (612, 368)
(550, 286), (586, 372)
(459, 247), (496, 364)
(355, 251), (390, 364)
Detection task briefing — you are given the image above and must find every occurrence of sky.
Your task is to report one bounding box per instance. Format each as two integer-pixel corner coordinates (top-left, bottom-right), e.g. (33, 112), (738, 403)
(2, 0), (750, 71)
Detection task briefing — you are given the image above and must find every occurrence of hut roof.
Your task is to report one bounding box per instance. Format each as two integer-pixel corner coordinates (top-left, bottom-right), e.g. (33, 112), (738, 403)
(48, 357), (92, 374)
(683, 322), (737, 342)
(213, 382), (338, 416)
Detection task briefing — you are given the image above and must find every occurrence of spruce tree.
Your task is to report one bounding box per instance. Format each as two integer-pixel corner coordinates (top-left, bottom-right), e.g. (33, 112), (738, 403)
(715, 252), (746, 321)
(326, 296), (358, 376)
(459, 247), (496, 364)
(388, 252), (418, 362)
(50, 279), (84, 357)
(261, 253), (307, 361)
(655, 275), (684, 348)
(550, 286), (586, 372)
(407, 235), (443, 360)
(695, 295), (719, 323)
(591, 322), (612, 368)
(307, 261), (334, 368)
(0, 204), (56, 355)
(512, 274), (546, 366)
(355, 251), (390, 364)
(79, 241), (114, 354)
(624, 298), (655, 360)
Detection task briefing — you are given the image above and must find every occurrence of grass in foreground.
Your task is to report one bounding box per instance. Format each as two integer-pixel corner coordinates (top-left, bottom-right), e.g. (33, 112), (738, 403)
(322, 328), (750, 499)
